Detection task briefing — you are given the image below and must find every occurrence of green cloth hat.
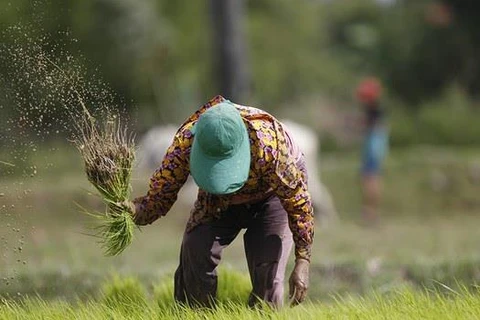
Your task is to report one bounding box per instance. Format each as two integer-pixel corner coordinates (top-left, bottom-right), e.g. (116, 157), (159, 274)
(190, 102), (251, 194)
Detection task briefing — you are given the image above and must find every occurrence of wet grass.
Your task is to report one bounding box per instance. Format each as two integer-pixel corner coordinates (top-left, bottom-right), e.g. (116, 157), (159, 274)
(1, 282), (479, 320)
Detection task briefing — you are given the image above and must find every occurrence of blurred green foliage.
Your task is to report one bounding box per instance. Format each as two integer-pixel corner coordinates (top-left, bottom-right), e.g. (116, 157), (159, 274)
(1, 0), (480, 145)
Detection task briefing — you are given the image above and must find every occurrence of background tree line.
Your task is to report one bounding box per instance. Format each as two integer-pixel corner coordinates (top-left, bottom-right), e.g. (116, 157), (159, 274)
(1, 0), (480, 147)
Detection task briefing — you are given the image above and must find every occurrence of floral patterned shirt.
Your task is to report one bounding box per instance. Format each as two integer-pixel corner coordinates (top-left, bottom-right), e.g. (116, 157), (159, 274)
(133, 96), (314, 261)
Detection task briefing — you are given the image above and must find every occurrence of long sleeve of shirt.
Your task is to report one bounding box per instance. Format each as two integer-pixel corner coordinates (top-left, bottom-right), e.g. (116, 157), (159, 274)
(263, 122), (315, 262)
(132, 126), (192, 225)
(267, 169), (314, 262)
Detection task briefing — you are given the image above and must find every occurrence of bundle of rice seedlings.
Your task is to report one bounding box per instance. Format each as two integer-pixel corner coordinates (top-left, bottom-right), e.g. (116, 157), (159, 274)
(73, 112), (137, 256)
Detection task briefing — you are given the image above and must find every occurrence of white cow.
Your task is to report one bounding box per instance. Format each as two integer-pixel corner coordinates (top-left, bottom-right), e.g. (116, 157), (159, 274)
(136, 124), (179, 172)
(136, 121), (337, 225)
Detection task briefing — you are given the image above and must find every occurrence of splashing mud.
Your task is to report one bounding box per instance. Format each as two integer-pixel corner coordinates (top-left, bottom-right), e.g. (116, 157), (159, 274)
(0, 18), (135, 288)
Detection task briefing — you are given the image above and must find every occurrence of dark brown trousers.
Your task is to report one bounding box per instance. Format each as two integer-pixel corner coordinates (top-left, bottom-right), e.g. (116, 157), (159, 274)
(174, 194), (293, 308)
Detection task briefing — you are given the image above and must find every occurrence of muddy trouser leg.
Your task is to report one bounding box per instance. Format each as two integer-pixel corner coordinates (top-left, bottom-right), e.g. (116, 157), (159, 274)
(244, 196), (293, 308)
(174, 218), (241, 307)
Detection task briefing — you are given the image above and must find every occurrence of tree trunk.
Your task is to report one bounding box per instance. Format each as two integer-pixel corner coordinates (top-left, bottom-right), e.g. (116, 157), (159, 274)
(210, 0), (250, 102)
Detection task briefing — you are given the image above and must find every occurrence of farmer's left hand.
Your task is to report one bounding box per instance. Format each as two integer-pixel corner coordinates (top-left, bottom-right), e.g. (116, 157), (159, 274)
(289, 258), (310, 306)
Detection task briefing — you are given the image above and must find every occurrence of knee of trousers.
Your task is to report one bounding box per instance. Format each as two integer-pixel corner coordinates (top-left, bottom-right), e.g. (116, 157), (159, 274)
(255, 262), (283, 288)
(181, 226), (222, 267)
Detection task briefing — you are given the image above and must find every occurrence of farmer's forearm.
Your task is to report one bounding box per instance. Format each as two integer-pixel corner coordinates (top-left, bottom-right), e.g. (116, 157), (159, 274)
(278, 188), (314, 262)
(132, 171), (187, 225)
(132, 192), (177, 225)
(132, 137), (190, 225)
(288, 205), (314, 262)
(271, 174), (314, 262)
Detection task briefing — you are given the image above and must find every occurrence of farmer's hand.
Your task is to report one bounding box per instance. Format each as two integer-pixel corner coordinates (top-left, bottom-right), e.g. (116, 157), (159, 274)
(289, 258), (310, 306)
(116, 200), (137, 216)
(119, 200), (152, 226)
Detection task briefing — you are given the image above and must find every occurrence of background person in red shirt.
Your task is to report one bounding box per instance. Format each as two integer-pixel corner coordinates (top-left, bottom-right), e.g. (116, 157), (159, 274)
(356, 78), (389, 225)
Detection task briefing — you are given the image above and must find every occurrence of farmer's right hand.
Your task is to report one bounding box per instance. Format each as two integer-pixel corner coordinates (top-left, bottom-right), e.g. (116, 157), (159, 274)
(118, 200), (151, 226)
(118, 200), (159, 226)
(117, 200), (137, 216)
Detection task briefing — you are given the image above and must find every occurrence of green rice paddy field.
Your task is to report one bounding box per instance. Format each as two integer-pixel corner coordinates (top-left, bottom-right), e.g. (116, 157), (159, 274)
(1, 287), (479, 320)
(1, 145), (480, 319)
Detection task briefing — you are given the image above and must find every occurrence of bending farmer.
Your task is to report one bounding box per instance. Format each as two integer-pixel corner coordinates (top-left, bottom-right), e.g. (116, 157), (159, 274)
(126, 96), (314, 308)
